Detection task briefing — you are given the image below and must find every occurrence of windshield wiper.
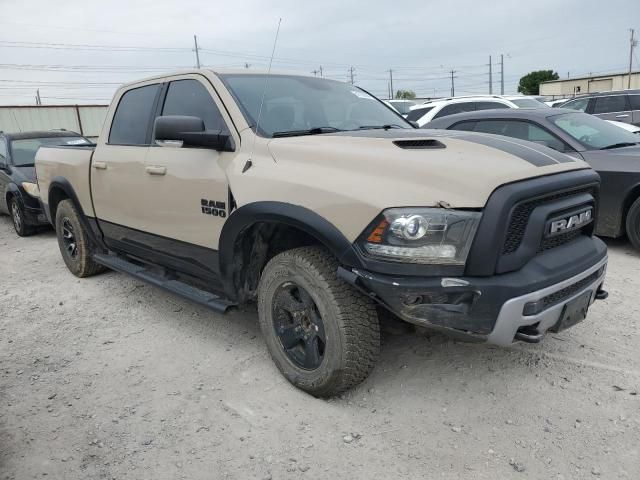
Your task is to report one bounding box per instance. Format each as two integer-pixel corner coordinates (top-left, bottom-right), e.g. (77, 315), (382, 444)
(272, 127), (343, 138)
(357, 124), (405, 130)
(600, 142), (639, 150)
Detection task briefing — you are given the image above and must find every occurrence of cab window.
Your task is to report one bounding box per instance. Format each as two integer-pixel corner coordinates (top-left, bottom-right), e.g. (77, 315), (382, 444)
(109, 84), (161, 145)
(160, 79), (227, 132)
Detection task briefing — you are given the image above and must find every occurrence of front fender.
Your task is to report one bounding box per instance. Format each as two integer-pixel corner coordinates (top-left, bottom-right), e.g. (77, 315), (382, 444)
(218, 201), (363, 286)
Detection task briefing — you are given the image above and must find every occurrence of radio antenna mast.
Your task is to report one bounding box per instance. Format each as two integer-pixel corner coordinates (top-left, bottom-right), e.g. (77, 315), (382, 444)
(244, 17), (282, 173)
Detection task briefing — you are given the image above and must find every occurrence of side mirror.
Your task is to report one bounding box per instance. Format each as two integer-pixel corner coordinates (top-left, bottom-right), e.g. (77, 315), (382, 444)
(154, 115), (234, 151)
(0, 159), (7, 171)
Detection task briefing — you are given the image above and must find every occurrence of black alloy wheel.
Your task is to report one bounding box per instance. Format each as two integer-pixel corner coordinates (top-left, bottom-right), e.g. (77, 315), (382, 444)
(61, 217), (78, 259)
(272, 282), (327, 370)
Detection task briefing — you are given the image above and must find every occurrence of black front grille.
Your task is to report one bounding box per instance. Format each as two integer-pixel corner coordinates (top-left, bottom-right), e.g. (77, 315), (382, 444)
(502, 186), (596, 255)
(541, 269), (602, 309)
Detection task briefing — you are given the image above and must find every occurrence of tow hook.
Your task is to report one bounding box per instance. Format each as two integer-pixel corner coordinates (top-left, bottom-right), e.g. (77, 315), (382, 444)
(595, 288), (609, 301)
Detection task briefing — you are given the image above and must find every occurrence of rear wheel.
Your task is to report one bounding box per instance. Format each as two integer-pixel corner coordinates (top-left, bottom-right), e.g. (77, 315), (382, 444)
(257, 246), (380, 397)
(9, 197), (35, 237)
(626, 197), (640, 251)
(55, 199), (105, 277)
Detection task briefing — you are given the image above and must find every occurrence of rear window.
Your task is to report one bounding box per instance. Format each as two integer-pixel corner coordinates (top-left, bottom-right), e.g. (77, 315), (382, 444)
(406, 106), (434, 122)
(593, 95), (628, 114)
(10, 136), (90, 167)
(474, 101), (510, 110)
(509, 98), (548, 108)
(109, 84), (161, 145)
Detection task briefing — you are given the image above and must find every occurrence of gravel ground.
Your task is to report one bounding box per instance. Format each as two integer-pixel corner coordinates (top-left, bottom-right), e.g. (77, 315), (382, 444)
(1, 215), (639, 480)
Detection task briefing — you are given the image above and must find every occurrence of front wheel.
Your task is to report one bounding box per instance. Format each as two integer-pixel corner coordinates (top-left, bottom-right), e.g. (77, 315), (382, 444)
(626, 197), (640, 251)
(257, 246), (380, 397)
(9, 197), (35, 237)
(54, 199), (105, 277)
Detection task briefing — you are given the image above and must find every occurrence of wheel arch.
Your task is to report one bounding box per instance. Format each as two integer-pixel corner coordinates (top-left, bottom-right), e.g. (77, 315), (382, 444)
(218, 201), (362, 301)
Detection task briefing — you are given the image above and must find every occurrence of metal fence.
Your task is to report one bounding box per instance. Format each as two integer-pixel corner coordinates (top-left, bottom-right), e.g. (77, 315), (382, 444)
(0, 105), (108, 138)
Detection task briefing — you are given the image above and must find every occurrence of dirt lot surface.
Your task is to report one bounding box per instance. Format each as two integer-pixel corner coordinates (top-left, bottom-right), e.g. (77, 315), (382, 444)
(1, 216), (639, 480)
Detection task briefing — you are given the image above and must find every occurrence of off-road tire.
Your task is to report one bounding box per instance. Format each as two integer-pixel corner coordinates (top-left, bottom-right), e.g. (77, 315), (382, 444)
(626, 197), (640, 251)
(257, 246), (380, 397)
(55, 199), (105, 277)
(9, 197), (35, 237)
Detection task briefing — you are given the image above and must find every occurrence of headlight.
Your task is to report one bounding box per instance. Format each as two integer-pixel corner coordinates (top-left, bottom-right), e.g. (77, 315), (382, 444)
(21, 182), (40, 198)
(359, 208), (481, 265)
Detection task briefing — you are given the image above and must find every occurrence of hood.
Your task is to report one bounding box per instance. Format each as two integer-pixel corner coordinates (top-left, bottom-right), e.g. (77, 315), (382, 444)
(267, 129), (589, 209)
(12, 166), (36, 183)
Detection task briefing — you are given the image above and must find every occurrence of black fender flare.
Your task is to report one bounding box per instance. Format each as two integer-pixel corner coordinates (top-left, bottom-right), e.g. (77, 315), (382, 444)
(47, 177), (106, 249)
(218, 201), (363, 284)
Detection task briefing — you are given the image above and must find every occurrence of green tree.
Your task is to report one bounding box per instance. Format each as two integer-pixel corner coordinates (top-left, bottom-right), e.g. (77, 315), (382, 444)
(517, 70), (559, 95)
(395, 89), (416, 100)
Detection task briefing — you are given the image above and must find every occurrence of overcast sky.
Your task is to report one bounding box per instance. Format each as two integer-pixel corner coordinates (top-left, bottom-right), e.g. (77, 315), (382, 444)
(0, 0), (638, 105)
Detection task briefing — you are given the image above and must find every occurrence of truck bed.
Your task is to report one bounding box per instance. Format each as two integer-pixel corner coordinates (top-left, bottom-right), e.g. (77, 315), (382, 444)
(35, 144), (97, 219)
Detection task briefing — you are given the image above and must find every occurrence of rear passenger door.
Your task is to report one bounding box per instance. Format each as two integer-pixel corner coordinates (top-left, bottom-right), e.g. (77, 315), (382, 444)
(591, 95), (632, 124)
(139, 75), (237, 278)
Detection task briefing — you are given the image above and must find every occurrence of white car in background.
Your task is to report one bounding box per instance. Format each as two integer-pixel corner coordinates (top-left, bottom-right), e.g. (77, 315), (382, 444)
(407, 95), (547, 126)
(607, 120), (640, 134)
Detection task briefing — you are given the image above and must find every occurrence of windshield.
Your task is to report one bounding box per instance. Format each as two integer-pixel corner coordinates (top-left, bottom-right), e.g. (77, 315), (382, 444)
(550, 112), (640, 150)
(511, 98), (549, 108)
(10, 136), (90, 167)
(221, 74), (410, 137)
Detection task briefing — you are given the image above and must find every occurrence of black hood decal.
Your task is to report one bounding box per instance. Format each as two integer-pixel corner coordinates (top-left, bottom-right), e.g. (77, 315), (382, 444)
(328, 128), (574, 167)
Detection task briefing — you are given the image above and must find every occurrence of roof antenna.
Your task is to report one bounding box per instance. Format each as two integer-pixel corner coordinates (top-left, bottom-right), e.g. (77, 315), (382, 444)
(243, 17), (282, 174)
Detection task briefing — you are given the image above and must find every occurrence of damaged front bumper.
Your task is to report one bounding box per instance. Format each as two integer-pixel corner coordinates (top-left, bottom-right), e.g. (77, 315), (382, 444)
(339, 236), (608, 345)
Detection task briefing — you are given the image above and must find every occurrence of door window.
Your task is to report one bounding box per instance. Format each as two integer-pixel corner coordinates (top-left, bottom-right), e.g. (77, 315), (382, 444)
(592, 95), (628, 114)
(629, 95), (640, 110)
(433, 102), (475, 119)
(109, 84), (161, 145)
(472, 120), (567, 151)
(562, 98), (589, 112)
(161, 79), (227, 132)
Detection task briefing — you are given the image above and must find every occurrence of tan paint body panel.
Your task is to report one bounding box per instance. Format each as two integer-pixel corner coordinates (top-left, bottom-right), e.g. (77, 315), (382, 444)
(36, 68), (590, 250)
(35, 146), (95, 217)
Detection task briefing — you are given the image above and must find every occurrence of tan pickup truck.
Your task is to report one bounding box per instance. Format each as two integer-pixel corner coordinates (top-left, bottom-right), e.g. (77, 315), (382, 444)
(35, 69), (608, 396)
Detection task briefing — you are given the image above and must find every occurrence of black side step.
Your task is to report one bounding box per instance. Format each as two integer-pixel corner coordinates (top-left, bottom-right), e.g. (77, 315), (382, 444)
(93, 253), (235, 314)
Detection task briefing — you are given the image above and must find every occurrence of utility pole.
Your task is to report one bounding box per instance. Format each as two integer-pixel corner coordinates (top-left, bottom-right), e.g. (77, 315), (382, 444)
(35, 89), (41, 106)
(500, 54), (504, 95)
(629, 28), (637, 89)
(349, 66), (355, 85)
(389, 69), (394, 99)
(489, 55), (493, 94)
(319, 66), (323, 77)
(193, 34), (201, 69)
(450, 70), (456, 97)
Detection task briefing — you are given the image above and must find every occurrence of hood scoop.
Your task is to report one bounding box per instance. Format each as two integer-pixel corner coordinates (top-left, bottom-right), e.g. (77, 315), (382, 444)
(393, 139), (446, 150)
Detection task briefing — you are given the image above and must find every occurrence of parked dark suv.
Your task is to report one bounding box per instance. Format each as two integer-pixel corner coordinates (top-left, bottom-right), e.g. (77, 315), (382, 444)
(562, 89), (640, 126)
(0, 130), (91, 236)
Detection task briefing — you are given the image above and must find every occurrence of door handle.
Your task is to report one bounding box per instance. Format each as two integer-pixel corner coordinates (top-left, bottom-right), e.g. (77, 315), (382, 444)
(145, 165), (167, 175)
(615, 114), (630, 118)
(92, 161), (107, 170)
